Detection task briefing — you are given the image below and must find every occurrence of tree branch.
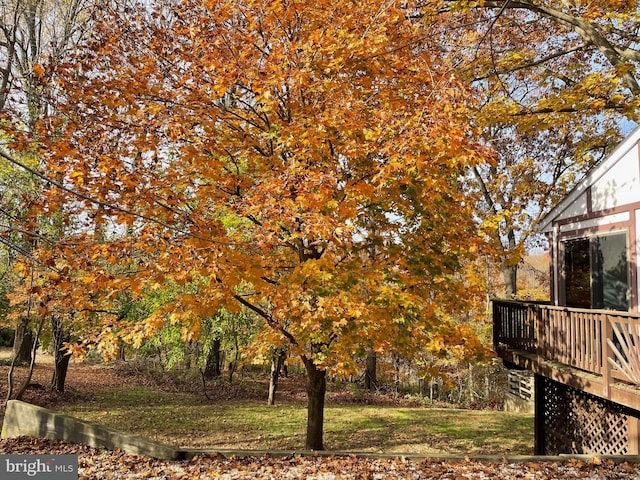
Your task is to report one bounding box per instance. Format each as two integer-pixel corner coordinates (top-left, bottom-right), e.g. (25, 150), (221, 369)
(232, 293), (298, 346)
(462, 0), (640, 93)
(470, 44), (586, 83)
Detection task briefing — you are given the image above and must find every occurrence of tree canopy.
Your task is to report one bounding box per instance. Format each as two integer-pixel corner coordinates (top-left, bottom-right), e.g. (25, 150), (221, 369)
(13, 0), (493, 448)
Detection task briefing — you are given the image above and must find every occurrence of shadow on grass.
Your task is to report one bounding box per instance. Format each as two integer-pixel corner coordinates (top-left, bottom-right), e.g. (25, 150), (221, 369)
(57, 383), (533, 454)
(324, 406), (533, 454)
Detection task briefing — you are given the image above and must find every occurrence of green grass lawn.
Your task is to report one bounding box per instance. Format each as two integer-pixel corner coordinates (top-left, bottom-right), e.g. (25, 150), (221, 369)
(56, 383), (533, 454)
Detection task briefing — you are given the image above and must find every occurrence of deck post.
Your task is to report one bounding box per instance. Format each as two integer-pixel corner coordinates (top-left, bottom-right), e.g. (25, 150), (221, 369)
(629, 416), (640, 455)
(536, 306), (544, 357)
(602, 315), (613, 399)
(534, 373), (546, 455)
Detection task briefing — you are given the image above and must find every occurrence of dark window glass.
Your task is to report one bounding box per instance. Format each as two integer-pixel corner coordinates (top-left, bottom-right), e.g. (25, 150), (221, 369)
(563, 233), (628, 311)
(592, 234), (628, 311)
(564, 238), (591, 308)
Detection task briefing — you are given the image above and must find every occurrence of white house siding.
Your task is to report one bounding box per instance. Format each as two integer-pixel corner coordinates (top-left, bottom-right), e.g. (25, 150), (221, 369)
(591, 145), (640, 212)
(555, 191), (590, 222)
(559, 212), (630, 234)
(538, 129), (640, 312)
(539, 131), (640, 234)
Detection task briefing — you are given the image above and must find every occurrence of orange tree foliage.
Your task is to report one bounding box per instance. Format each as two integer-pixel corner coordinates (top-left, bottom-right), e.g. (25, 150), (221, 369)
(25, 0), (491, 449)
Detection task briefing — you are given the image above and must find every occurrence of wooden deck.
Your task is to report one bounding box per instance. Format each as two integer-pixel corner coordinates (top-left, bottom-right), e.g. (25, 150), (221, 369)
(493, 299), (640, 412)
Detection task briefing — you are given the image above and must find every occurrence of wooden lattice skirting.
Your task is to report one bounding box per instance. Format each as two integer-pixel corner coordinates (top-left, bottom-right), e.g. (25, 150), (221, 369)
(535, 375), (640, 455)
(508, 370), (534, 401)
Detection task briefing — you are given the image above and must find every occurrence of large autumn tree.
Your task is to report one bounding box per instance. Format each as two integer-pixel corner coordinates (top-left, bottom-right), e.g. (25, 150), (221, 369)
(25, 0), (490, 449)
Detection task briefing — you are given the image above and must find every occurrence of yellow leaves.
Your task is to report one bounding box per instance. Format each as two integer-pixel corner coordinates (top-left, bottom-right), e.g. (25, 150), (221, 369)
(181, 322), (200, 342)
(169, 311), (182, 325)
(69, 170), (84, 184)
(580, 1), (636, 21)
(65, 342), (88, 361)
(144, 312), (166, 335)
(296, 257), (332, 283)
(94, 329), (121, 360)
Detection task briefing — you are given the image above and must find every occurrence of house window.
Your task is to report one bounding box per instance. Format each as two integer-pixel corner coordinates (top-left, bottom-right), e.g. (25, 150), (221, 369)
(564, 238), (591, 308)
(563, 233), (629, 311)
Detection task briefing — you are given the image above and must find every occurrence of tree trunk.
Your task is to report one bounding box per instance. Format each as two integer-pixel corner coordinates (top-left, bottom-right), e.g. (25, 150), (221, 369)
(50, 316), (71, 393)
(302, 355), (326, 450)
(51, 350), (71, 393)
(503, 263), (518, 298)
(9, 317), (44, 402)
(364, 349), (376, 391)
(503, 228), (519, 298)
(12, 318), (34, 365)
(227, 334), (240, 383)
(204, 338), (221, 378)
(268, 348), (286, 406)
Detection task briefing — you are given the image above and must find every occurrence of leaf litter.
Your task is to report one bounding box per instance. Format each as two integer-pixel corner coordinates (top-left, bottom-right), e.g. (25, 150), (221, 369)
(2, 437), (640, 479)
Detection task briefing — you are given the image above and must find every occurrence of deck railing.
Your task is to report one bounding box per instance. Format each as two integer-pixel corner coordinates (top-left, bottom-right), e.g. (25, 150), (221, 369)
(493, 299), (640, 395)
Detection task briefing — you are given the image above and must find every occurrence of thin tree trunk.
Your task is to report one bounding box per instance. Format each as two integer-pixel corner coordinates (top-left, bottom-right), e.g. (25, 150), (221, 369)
(503, 228), (519, 298)
(392, 353), (400, 393)
(51, 352), (71, 393)
(503, 263), (518, 298)
(12, 318), (34, 365)
(228, 362), (235, 382)
(364, 349), (376, 391)
(11, 317), (44, 402)
(204, 338), (221, 379)
(302, 355), (326, 450)
(228, 337), (239, 383)
(50, 316), (71, 393)
(268, 348), (286, 406)
(228, 334), (240, 383)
